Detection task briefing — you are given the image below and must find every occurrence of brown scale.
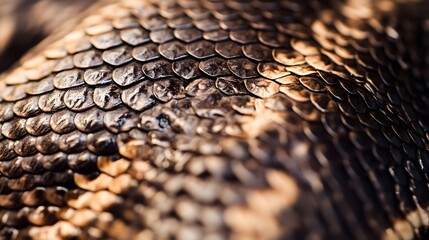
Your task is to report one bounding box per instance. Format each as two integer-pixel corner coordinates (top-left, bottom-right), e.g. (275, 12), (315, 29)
(0, 0), (428, 239)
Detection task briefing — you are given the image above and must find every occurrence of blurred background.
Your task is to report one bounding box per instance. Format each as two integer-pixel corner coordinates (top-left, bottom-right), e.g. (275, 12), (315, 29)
(0, 0), (98, 72)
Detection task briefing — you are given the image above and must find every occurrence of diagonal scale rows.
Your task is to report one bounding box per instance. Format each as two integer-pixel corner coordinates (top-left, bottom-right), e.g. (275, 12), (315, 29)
(0, 0), (428, 239)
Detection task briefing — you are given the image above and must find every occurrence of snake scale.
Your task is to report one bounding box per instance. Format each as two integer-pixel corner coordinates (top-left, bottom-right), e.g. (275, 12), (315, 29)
(0, 0), (428, 239)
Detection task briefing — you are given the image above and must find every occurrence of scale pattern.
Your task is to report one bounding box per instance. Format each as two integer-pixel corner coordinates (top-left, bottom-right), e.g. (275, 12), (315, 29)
(0, 0), (428, 239)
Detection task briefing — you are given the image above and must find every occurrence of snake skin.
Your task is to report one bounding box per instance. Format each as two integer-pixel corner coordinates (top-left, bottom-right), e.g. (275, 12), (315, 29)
(0, 0), (428, 239)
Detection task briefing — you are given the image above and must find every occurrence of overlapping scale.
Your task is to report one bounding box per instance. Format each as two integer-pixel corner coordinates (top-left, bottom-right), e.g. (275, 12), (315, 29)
(0, 0), (427, 239)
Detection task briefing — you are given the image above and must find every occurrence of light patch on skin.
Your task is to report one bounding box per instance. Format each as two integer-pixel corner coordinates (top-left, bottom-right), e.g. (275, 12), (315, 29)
(67, 191), (94, 209)
(240, 99), (286, 139)
(265, 169), (300, 205)
(29, 220), (81, 240)
(341, 0), (374, 19)
(108, 174), (136, 194)
(118, 137), (153, 161)
(67, 172), (132, 218)
(29, 211), (115, 239)
(247, 170), (299, 215)
(97, 156), (131, 177)
(133, 230), (155, 240)
(225, 171), (299, 239)
(88, 190), (121, 212)
(383, 219), (414, 240)
(383, 205), (429, 240)
(107, 220), (140, 240)
(74, 172), (113, 191)
(225, 206), (281, 240)
(68, 209), (98, 227)
(224, 101), (302, 239)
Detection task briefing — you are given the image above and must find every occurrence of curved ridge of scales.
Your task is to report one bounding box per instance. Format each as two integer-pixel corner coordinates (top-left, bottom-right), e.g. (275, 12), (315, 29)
(0, 0), (428, 239)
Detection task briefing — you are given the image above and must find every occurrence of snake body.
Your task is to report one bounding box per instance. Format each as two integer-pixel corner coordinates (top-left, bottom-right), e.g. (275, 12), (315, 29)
(0, 0), (428, 239)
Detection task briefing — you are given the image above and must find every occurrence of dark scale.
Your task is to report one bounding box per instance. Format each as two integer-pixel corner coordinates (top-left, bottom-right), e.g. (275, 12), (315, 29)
(0, 0), (428, 239)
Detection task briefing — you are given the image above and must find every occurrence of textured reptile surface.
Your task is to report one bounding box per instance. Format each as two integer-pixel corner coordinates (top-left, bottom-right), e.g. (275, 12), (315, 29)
(0, 0), (428, 239)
